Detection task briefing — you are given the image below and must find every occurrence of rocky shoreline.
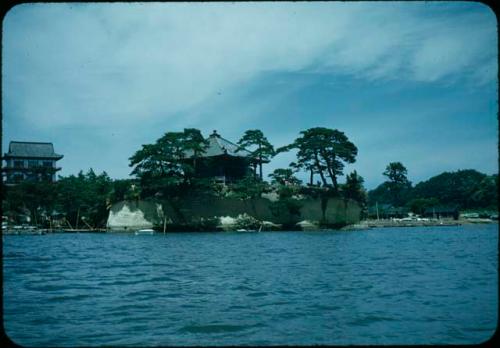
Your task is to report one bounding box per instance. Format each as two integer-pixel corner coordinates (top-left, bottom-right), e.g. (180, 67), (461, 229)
(340, 218), (497, 231)
(3, 215), (497, 235)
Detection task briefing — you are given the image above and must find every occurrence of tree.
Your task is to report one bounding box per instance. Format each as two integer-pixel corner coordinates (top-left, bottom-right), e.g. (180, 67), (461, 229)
(289, 160), (318, 186)
(109, 179), (138, 202)
(368, 182), (393, 206)
(268, 168), (302, 186)
(55, 169), (113, 228)
(383, 162), (409, 185)
(381, 162), (412, 207)
(129, 128), (209, 197)
(182, 128), (209, 175)
(227, 175), (269, 200)
(278, 127), (357, 190)
(470, 174), (498, 209)
(3, 180), (59, 225)
(412, 169), (494, 210)
(237, 129), (275, 180)
(342, 170), (367, 206)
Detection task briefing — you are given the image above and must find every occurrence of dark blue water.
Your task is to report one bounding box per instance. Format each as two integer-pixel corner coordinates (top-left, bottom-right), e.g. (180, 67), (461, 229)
(3, 224), (498, 346)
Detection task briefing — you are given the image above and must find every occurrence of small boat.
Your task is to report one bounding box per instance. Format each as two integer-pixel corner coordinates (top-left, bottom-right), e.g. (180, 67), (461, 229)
(134, 228), (155, 235)
(236, 228), (257, 232)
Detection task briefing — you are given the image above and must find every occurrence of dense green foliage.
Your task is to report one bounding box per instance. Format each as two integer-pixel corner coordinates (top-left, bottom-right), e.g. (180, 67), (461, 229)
(129, 129), (210, 197)
(5, 126), (494, 229)
(341, 171), (367, 207)
(383, 162), (409, 184)
(278, 127), (357, 190)
(412, 170), (497, 210)
(368, 167), (498, 213)
(380, 162), (413, 207)
(226, 176), (270, 200)
(3, 169), (135, 228)
(269, 168), (302, 186)
(237, 129), (275, 180)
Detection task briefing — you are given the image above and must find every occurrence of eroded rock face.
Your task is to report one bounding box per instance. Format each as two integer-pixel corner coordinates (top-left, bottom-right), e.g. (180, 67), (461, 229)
(107, 201), (162, 231)
(217, 214), (260, 231)
(106, 197), (361, 231)
(296, 220), (320, 230)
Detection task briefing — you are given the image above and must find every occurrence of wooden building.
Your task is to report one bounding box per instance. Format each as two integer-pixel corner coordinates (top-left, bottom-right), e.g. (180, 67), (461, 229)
(2, 141), (63, 184)
(183, 130), (263, 183)
(423, 205), (460, 220)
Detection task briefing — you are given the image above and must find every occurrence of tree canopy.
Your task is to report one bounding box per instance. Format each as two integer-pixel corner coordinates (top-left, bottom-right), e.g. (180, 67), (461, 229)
(383, 162), (409, 185)
(237, 129), (275, 180)
(2, 168), (129, 228)
(369, 168), (498, 212)
(341, 170), (367, 206)
(278, 127), (357, 190)
(412, 169), (496, 210)
(129, 128), (209, 197)
(268, 168), (302, 186)
(380, 162), (412, 206)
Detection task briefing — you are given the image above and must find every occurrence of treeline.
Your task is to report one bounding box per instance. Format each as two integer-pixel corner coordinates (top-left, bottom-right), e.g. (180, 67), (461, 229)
(127, 127), (367, 203)
(3, 127), (368, 228)
(3, 169), (137, 228)
(368, 162), (498, 214)
(8, 128), (494, 228)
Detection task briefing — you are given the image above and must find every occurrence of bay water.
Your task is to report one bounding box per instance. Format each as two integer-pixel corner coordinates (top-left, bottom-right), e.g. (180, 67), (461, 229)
(3, 224), (498, 346)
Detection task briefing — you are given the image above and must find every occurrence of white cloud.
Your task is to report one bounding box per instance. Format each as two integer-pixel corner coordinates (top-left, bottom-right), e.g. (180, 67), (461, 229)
(3, 2), (496, 132)
(2, 2), (497, 181)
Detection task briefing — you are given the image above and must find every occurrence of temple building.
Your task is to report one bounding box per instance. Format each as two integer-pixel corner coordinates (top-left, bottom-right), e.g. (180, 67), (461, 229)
(2, 141), (63, 184)
(183, 130), (265, 183)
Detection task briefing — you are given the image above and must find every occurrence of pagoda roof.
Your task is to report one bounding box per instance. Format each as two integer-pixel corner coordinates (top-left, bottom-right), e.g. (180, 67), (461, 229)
(184, 130), (254, 159)
(4, 141), (63, 160)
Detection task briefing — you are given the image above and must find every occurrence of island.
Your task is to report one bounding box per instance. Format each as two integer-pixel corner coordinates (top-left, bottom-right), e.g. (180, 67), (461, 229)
(2, 127), (498, 233)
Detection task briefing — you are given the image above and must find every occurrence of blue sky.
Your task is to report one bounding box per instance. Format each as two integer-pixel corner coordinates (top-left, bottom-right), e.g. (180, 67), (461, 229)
(2, 2), (497, 189)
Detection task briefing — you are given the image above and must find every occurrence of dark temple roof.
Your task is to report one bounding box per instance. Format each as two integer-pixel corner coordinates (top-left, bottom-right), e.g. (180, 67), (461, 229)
(184, 130), (254, 159)
(4, 141), (63, 160)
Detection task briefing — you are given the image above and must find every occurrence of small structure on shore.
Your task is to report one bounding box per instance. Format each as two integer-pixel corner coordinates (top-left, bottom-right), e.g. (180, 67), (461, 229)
(367, 204), (409, 219)
(423, 205), (459, 220)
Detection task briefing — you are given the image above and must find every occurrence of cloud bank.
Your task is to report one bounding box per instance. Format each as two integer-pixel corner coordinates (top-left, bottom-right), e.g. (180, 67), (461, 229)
(2, 2), (497, 186)
(4, 2), (496, 127)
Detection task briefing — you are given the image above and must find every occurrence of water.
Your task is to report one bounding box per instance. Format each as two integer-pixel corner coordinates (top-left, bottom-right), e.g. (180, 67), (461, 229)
(3, 224), (498, 346)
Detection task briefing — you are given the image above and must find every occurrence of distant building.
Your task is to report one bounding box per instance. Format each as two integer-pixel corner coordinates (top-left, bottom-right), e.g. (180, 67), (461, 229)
(2, 141), (63, 184)
(183, 130), (263, 184)
(423, 205), (459, 220)
(367, 203), (409, 219)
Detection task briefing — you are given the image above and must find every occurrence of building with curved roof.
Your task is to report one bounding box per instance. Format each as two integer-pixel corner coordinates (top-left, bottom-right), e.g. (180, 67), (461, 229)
(184, 130), (265, 183)
(2, 141), (63, 184)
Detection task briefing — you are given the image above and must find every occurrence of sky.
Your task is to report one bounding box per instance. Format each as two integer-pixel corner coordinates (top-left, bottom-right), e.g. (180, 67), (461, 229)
(2, 2), (498, 189)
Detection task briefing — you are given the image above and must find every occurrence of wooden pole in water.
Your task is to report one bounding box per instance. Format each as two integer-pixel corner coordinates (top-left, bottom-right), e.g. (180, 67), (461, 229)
(82, 219), (93, 230)
(33, 209), (38, 227)
(163, 217), (167, 234)
(65, 217), (74, 230)
(75, 207), (80, 230)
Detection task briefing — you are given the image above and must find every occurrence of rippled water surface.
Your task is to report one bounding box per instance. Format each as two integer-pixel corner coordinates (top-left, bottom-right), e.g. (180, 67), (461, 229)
(3, 224), (498, 346)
